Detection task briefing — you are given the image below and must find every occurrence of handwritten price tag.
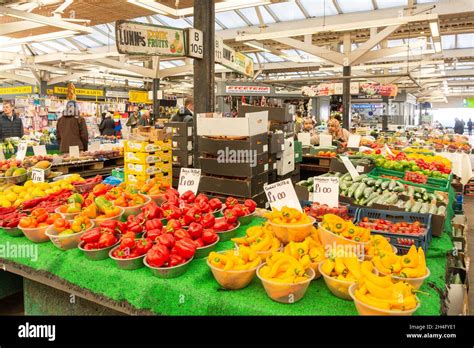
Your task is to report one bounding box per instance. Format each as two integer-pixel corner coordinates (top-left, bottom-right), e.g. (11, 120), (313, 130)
(312, 177), (339, 208)
(31, 168), (45, 183)
(16, 141), (28, 161)
(264, 179), (302, 211)
(178, 168), (201, 195)
(340, 155), (360, 180)
(69, 146), (80, 158)
(33, 145), (47, 156)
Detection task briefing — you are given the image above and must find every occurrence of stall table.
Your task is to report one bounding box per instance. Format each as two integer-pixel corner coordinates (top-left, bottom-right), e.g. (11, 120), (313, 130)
(0, 218), (453, 316)
(300, 155), (331, 180)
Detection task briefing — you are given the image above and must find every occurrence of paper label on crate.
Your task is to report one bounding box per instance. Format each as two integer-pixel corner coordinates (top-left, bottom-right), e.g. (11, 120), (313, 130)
(31, 168), (45, 183)
(264, 179), (302, 211)
(280, 144), (285, 151)
(319, 134), (332, 147)
(69, 146), (80, 158)
(0, 149), (4, 161)
(89, 141), (101, 152)
(356, 165), (365, 173)
(340, 156), (360, 180)
(297, 132), (311, 146)
(178, 168), (201, 195)
(264, 163), (269, 171)
(312, 177), (339, 208)
(187, 127), (193, 136)
(16, 141), (28, 161)
(33, 145), (47, 157)
(347, 134), (361, 148)
(263, 144), (268, 153)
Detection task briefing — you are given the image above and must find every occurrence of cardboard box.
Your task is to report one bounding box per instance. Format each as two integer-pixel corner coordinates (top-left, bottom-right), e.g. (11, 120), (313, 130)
(446, 268), (469, 315)
(124, 152), (161, 164)
(238, 104), (292, 122)
(125, 163), (161, 176)
(125, 139), (171, 153)
(200, 152), (268, 178)
(277, 154), (295, 176)
(158, 150), (172, 162)
(197, 111), (268, 137)
(268, 132), (285, 154)
(452, 223), (467, 252)
(172, 149), (193, 167)
(124, 173), (150, 184)
(199, 171), (268, 197)
(165, 122), (193, 138)
(329, 157), (374, 174)
(282, 137), (295, 157)
(132, 126), (172, 141)
(198, 133), (268, 155)
(269, 121), (294, 135)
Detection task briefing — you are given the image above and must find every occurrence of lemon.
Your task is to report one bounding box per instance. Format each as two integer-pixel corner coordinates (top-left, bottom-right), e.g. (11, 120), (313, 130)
(0, 199), (11, 208)
(23, 194), (31, 200)
(6, 192), (17, 202)
(24, 180), (34, 188)
(13, 199), (22, 207)
(12, 185), (23, 194)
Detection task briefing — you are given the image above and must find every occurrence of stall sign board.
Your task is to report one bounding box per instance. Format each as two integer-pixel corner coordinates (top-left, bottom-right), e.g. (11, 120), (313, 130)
(264, 179), (302, 211)
(115, 20), (186, 57)
(178, 168), (201, 195)
(312, 177), (339, 208)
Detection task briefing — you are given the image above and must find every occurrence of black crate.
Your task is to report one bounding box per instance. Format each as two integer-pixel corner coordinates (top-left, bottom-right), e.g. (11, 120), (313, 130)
(200, 152), (268, 178)
(199, 171), (268, 197)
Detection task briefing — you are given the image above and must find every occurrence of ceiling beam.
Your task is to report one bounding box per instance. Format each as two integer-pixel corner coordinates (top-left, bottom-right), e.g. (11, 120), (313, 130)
(47, 71), (90, 85)
(0, 21), (45, 35)
(235, 9), (253, 26)
(372, 0), (378, 10)
(332, 0), (342, 15)
(0, 71), (37, 85)
(159, 64), (194, 79)
(89, 58), (156, 79)
(264, 5), (280, 22)
(0, 6), (93, 34)
(295, 0), (310, 18)
(273, 37), (344, 66)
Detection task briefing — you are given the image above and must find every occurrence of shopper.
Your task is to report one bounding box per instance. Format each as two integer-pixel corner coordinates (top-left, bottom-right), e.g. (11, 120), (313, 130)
(468, 118), (472, 135)
(454, 118), (464, 135)
(311, 117), (350, 146)
(126, 110), (139, 130)
(99, 112), (116, 136)
(294, 111), (304, 134)
(170, 97), (193, 123)
(0, 100), (24, 141)
(56, 101), (88, 153)
(138, 110), (152, 126)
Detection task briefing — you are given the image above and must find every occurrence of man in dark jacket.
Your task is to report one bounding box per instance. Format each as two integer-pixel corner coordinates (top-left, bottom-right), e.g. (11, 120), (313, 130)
(170, 97), (193, 123)
(0, 100), (24, 141)
(99, 112), (116, 136)
(56, 101), (89, 153)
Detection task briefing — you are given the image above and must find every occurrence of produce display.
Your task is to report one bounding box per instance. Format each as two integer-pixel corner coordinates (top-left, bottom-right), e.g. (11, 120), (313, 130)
(80, 222), (120, 250)
(320, 254), (363, 282)
(208, 247), (261, 271)
(365, 235), (395, 259)
(357, 217), (426, 236)
(303, 202), (350, 221)
(258, 252), (308, 283)
(54, 215), (92, 235)
(317, 151), (337, 158)
(19, 208), (60, 229)
(283, 232), (325, 272)
(232, 223), (281, 257)
(264, 207), (312, 225)
(372, 245), (427, 279)
(320, 214), (370, 243)
(80, 197), (122, 220)
(112, 234), (153, 259)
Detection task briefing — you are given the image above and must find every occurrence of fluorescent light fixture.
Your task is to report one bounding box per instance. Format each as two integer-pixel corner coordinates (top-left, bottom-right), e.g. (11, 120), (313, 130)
(429, 21), (440, 38)
(244, 41), (271, 53)
(0, 30), (78, 48)
(128, 0), (271, 17)
(434, 41), (442, 53)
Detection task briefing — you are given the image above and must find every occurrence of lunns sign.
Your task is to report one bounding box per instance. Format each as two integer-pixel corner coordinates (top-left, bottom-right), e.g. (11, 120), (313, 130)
(115, 20), (185, 56)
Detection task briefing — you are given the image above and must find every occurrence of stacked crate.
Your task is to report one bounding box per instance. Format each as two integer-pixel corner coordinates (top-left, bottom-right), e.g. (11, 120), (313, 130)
(196, 112), (269, 208)
(165, 122), (194, 188)
(124, 134), (172, 185)
(267, 131), (284, 183)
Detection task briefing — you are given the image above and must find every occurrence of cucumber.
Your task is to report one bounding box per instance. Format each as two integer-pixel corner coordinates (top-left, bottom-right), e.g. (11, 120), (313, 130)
(381, 181), (390, 190)
(388, 180), (396, 191)
(334, 172), (342, 177)
(364, 187), (374, 199)
(366, 179), (375, 187)
(429, 204), (438, 214)
(347, 182), (360, 198)
(405, 200), (413, 212)
(366, 195), (379, 207)
(419, 203), (430, 214)
(393, 186), (404, 193)
(340, 182), (349, 191)
(386, 193), (399, 205)
(436, 193), (444, 202)
(411, 202), (422, 213)
(422, 192), (429, 202)
(377, 188), (383, 194)
(355, 183), (366, 200)
(367, 192), (380, 201)
(359, 197), (368, 206)
(353, 174), (367, 183)
(340, 173), (350, 181)
(375, 179), (383, 188)
(437, 205), (446, 216)
(414, 192), (421, 199)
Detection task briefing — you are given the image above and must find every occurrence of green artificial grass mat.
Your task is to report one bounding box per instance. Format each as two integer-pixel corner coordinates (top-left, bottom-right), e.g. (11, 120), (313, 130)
(0, 217), (452, 316)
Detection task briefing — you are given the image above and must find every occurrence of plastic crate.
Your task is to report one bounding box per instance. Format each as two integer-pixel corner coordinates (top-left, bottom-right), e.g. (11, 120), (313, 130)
(300, 201), (359, 220)
(354, 208), (432, 253)
(368, 167), (451, 192)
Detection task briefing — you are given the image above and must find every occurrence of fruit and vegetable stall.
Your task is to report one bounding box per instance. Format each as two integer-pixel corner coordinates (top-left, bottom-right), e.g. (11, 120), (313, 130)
(0, 161), (463, 315)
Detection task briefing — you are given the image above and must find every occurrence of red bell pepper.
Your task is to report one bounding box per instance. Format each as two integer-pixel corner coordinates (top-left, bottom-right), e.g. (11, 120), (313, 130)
(179, 203), (193, 215)
(145, 218), (163, 232)
(99, 220), (119, 231)
(174, 228), (191, 240)
(224, 209), (238, 224)
(169, 253), (186, 267)
(174, 238), (196, 259)
(194, 193), (209, 205)
(122, 231), (136, 240)
(81, 228), (101, 244)
(135, 238), (153, 255)
(156, 233), (175, 250)
(244, 199), (257, 213)
(146, 245), (169, 267)
(201, 213), (215, 229)
(146, 228), (162, 241)
(98, 233), (118, 248)
(165, 219), (182, 233)
(143, 202), (163, 220)
(117, 221), (128, 234)
(196, 200), (211, 213)
(184, 207), (202, 225)
(84, 242), (99, 250)
(231, 204), (245, 217)
(225, 197), (239, 209)
(202, 229), (218, 245)
(163, 205), (182, 220)
(188, 222), (203, 239)
(209, 198), (222, 212)
(193, 238), (205, 248)
(127, 221), (143, 234)
(180, 190), (196, 204)
(120, 237), (136, 250)
(214, 218), (230, 232)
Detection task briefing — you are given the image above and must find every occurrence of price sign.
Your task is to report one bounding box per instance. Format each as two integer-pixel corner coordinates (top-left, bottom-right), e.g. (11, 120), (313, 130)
(384, 144), (394, 156)
(356, 165), (365, 173)
(178, 168), (201, 195)
(33, 145), (47, 156)
(312, 177), (339, 208)
(31, 168), (45, 183)
(90, 141), (101, 152)
(187, 28), (203, 59)
(69, 146), (80, 158)
(319, 134), (332, 147)
(0, 149), (4, 161)
(347, 134), (361, 148)
(16, 141), (28, 161)
(340, 156), (360, 180)
(297, 132), (311, 146)
(264, 179), (302, 211)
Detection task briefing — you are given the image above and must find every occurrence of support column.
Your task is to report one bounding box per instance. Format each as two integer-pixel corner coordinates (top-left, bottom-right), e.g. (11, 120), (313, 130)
(342, 66), (351, 129)
(193, 0), (215, 168)
(152, 78), (160, 122)
(40, 80), (48, 97)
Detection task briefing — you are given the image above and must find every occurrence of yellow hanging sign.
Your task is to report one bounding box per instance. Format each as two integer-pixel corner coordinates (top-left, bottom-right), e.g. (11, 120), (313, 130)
(53, 86), (103, 97)
(129, 90), (151, 104)
(0, 86), (33, 95)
